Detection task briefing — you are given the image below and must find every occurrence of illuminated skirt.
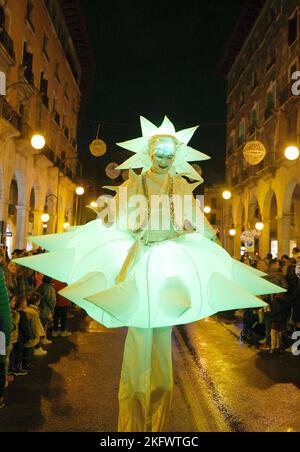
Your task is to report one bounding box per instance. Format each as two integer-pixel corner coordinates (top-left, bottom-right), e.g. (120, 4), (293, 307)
(14, 219), (285, 328)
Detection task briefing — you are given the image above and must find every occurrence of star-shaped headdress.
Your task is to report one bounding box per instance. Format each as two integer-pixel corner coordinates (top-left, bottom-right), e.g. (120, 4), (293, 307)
(116, 116), (211, 182)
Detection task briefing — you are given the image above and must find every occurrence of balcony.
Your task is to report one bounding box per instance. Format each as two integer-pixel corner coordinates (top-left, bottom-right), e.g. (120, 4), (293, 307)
(0, 97), (22, 132)
(279, 84), (294, 106)
(0, 27), (15, 60)
(264, 107), (274, 121)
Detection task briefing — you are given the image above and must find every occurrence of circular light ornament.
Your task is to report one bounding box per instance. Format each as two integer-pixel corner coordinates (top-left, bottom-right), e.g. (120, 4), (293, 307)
(255, 221), (264, 232)
(63, 222), (71, 231)
(41, 213), (50, 223)
(89, 139), (107, 157)
(284, 145), (300, 161)
(204, 206), (211, 214)
(243, 140), (266, 165)
(76, 186), (85, 196)
(229, 228), (237, 237)
(105, 162), (121, 180)
(31, 134), (46, 150)
(90, 201), (98, 208)
(222, 190), (232, 200)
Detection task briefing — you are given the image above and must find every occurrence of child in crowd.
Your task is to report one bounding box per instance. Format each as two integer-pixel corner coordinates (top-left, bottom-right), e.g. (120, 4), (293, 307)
(23, 292), (46, 364)
(37, 276), (56, 344)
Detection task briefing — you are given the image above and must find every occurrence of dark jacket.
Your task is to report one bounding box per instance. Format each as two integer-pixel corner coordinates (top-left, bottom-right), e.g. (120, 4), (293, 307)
(18, 311), (34, 343)
(0, 267), (11, 348)
(290, 283), (300, 323)
(269, 296), (291, 323)
(37, 283), (56, 319)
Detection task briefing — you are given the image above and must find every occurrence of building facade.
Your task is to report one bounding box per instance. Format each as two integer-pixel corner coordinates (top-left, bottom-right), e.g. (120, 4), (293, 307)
(0, 0), (93, 255)
(218, 0), (300, 258)
(204, 185), (224, 239)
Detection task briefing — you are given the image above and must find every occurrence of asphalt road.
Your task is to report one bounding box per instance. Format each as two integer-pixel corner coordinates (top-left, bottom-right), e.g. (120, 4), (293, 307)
(1, 312), (300, 432)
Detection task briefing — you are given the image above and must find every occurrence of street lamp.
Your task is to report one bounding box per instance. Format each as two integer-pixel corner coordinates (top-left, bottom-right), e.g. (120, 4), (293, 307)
(63, 221), (71, 231)
(204, 206), (211, 214)
(75, 186), (85, 226)
(229, 224), (237, 236)
(41, 213), (50, 223)
(31, 133), (46, 150)
(222, 190), (232, 200)
(90, 201), (98, 208)
(284, 145), (300, 161)
(76, 186), (85, 196)
(255, 221), (264, 232)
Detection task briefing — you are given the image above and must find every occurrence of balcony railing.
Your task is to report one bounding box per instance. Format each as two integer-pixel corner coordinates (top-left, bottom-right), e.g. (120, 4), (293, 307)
(279, 84), (294, 106)
(0, 97), (22, 132)
(0, 27), (15, 60)
(264, 107), (274, 121)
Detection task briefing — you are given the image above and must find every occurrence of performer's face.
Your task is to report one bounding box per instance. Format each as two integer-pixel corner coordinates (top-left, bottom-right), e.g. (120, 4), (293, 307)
(150, 136), (176, 174)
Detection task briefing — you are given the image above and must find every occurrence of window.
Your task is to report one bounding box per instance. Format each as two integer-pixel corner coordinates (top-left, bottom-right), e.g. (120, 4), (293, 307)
(42, 35), (49, 60)
(40, 72), (49, 109)
(288, 10), (298, 46)
(22, 42), (34, 85)
(251, 107), (258, 127)
(211, 198), (217, 210)
(0, 6), (5, 29)
(55, 63), (60, 83)
(265, 84), (275, 120)
(26, 0), (34, 30)
(238, 121), (245, 146)
(251, 71), (258, 91)
(210, 214), (217, 225)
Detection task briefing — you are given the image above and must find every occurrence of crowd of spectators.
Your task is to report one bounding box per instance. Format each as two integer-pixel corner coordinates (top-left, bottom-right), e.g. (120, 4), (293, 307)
(0, 247), (72, 410)
(240, 247), (300, 354)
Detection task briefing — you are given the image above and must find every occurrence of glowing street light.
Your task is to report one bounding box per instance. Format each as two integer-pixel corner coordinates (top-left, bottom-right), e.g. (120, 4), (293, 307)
(222, 190), (232, 200)
(229, 227), (237, 237)
(285, 145), (300, 161)
(41, 213), (50, 223)
(255, 221), (264, 232)
(63, 222), (71, 231)
(76, 186), (85, 196)
(31, 133), (46, 150)
(204, 206), (211, 214)
(90, 201), (98, 208)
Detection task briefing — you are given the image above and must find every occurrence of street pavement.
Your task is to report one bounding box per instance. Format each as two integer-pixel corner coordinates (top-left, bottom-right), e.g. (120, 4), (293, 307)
(0, 311), (300, 432)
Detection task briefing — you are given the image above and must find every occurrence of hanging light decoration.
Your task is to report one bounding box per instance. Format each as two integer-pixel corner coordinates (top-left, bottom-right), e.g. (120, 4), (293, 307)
(105, 162), (121, 180)
(243, 140), (266, 165)
(89, 123), (107, 157)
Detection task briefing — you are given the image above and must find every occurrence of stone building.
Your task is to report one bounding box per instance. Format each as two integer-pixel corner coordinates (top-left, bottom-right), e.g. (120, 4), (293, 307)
(0, 0), (93, 255)
(218, 0), (300, 258)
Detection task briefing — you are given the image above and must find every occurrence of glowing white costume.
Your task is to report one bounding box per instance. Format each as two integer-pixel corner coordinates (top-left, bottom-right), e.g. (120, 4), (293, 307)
(15, 116), (284, 432)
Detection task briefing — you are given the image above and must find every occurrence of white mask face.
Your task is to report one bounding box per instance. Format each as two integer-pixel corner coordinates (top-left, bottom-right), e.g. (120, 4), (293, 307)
(150, 136), (176, 174)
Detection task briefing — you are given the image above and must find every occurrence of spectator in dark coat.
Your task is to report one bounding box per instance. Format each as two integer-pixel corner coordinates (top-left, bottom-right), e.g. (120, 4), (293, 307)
(0, 266), (11, 408)
(52, 280), (71, 337)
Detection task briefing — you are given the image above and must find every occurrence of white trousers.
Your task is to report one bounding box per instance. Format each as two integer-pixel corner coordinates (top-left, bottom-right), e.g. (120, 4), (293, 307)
(118, 327), (173, 432)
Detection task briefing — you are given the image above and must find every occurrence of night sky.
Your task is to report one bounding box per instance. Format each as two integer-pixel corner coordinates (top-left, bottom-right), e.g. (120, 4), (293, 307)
(79, 0), (244, 195)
